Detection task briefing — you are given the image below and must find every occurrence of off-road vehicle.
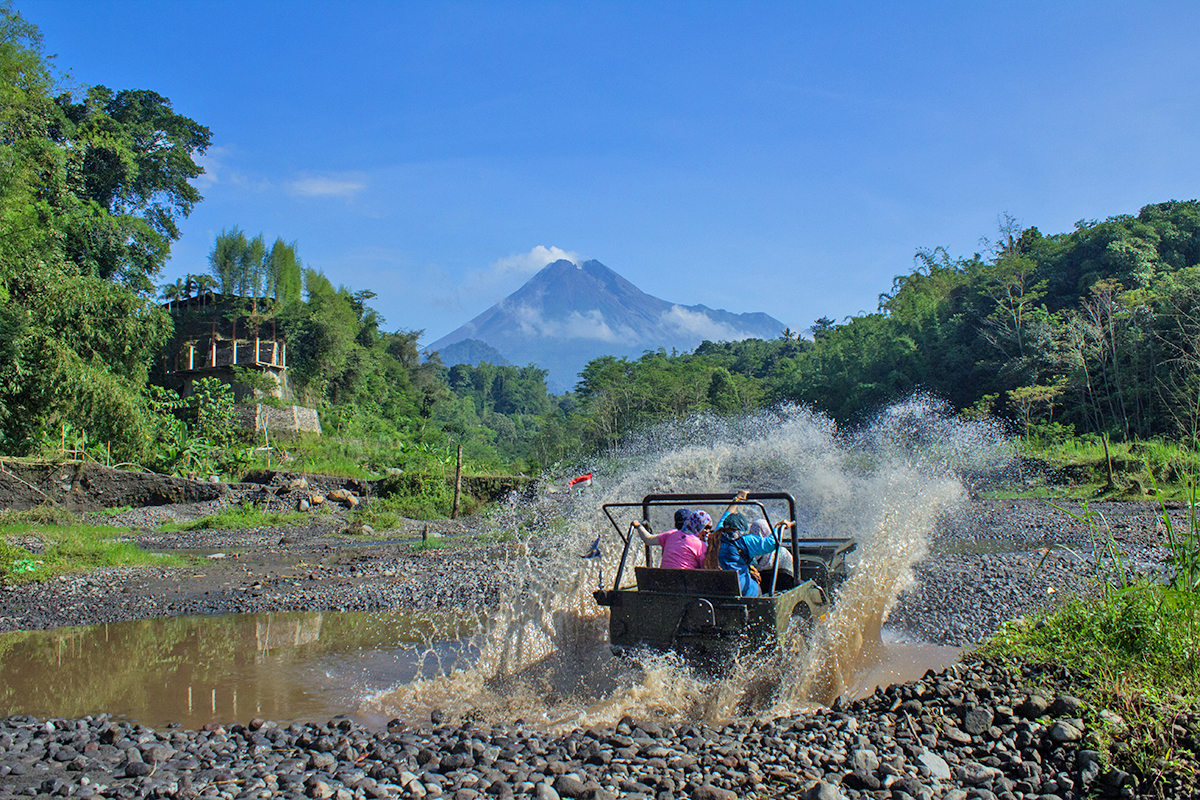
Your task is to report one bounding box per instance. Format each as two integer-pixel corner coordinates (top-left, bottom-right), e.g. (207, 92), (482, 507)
(592, 492), (855, 667)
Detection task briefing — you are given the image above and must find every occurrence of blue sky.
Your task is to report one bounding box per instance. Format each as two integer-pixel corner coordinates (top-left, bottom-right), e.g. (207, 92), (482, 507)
(20, 0), (1200, 345)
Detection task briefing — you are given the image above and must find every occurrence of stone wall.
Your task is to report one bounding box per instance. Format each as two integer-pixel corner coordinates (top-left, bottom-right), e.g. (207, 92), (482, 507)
(236, 404), (322, 436)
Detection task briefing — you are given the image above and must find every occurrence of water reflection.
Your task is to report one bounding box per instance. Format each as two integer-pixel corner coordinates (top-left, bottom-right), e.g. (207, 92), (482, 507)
(0, 611), (474, 729)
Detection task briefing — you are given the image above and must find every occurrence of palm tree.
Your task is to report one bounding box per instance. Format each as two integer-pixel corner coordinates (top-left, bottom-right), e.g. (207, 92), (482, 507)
(160, 279), (186, 311)
(194, 274), (218, 309)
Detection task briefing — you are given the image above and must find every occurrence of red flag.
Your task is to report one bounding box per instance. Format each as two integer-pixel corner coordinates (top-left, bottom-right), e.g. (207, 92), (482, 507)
(568, 472), (593, 487)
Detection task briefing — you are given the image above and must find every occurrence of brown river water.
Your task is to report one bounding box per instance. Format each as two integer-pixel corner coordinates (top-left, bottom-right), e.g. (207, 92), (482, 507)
(0, 611), (957, 730)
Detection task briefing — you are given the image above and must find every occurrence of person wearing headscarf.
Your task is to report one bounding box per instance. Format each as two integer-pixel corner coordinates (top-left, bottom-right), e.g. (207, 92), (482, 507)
(751, 517), (796, 591)
(706, 512), (786, 597)
(631, 508), (708, 569)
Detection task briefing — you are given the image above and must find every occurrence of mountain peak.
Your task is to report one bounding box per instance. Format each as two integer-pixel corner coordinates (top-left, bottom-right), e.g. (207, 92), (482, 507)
(427, 258), (786, 388)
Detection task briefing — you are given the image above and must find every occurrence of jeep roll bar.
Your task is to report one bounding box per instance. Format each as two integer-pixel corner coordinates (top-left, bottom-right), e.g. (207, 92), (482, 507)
(600, 492), (799, 596)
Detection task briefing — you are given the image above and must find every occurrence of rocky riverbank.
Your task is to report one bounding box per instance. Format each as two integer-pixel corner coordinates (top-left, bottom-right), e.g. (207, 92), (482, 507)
(0, 658), (1173, 799)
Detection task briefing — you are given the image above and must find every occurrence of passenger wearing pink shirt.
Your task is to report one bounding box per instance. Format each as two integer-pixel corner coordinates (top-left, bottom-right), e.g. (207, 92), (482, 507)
(632, 509), (710, 570)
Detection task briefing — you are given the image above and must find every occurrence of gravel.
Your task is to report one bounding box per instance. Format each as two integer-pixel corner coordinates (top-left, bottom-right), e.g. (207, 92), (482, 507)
(0, 659), (1176, 799)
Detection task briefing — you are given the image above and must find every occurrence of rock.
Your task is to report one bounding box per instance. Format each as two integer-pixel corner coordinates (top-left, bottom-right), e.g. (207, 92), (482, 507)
(1048, 695), (1085, 718)
(307, 778), (335, 799)
(962, 707), (994, 735)
(942, 726), (973, 745)
(803, 781), (844, 800)
(851, 748), (879, 773)
(553, 775), (587, 798)
(917, 752), (951, 781)
(1077, 750), (1101, 785)
(310, 493), (326, 505)
(298, 498), (311, 512)
(1016, 695), (1050, 719)
(309, 751), (338, 771)
(580, 789), (616, 800)
(1048, 720), (1084, 743)
(534, 783), (561, 800)
(957, 762), (1001, 786)
(692, 785), (737, 800)
(125, 761), (153, 777)
(1099, 714), (1128, 734)
(842, 771), (880, 790)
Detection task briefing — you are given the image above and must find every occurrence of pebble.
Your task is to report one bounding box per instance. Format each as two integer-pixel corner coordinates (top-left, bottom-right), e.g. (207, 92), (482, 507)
(0, 661), (1151, 800)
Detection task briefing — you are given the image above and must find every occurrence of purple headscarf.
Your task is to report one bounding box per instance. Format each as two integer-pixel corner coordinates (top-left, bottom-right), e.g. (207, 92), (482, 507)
(683, 510), (712, 534)
(749, 518), (772, 538)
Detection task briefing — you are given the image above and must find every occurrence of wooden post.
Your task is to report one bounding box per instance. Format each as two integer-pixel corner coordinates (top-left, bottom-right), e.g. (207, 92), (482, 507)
(211, 338), (217, 368)
(451, 444), (463, 519)
(232, 339), (238, 365)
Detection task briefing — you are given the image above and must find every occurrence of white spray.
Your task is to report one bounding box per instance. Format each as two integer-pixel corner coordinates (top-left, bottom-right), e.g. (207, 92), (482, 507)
(368, 397), (1008, 728)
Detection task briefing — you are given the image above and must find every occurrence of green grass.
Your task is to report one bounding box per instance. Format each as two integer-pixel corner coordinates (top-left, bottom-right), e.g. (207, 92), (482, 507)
(157, 502), (309, 532)
(1021, 435), (1200, 500)
(970, 490), (1200, 791)
(972, 587), (1200, 783)
(96, 505), (133, 517)
(0, 512), (182, 584)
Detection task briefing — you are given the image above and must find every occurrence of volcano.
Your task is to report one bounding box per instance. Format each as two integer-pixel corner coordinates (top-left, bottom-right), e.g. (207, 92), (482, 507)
(427, 259), (787, 390)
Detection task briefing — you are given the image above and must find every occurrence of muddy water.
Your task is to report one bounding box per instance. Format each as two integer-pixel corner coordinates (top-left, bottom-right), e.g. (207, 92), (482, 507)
(0, 611), (473, 729)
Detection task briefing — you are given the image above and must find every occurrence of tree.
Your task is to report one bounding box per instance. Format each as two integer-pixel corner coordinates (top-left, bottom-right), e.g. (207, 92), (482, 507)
(264, 238), (302, 304)
(209, 227), (246, 296)
(0, 4), (201, 460)
(52, 85), (210, 292)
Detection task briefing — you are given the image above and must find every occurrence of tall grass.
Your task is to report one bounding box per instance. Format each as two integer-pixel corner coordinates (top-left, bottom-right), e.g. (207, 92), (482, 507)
(977, 485), (1200, 789)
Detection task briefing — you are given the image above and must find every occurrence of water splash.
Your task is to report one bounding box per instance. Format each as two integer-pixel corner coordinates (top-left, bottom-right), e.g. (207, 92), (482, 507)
(368, 396), (1008, 728)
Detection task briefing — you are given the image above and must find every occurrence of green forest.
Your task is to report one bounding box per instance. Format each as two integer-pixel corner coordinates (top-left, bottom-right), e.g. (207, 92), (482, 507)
(4, 3), (1200, 506)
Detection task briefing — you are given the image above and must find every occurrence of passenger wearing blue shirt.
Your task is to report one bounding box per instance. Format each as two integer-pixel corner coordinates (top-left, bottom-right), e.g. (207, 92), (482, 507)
(708, 512), (780, 597)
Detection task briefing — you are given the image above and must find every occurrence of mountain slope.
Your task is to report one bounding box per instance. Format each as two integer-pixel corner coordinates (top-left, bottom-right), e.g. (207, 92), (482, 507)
(428, 259), (786, 388)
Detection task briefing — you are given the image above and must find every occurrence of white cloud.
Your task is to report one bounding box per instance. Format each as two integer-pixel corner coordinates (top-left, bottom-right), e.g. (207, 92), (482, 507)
(288, 173), (367, 198)
(193, 148), (226, 188)
(661, 305), (755, 342)
(512, 305), (635, 343)
(490, 245), (583, 276)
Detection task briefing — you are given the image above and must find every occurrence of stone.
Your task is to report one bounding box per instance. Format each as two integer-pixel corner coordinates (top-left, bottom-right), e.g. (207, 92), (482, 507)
(962, 708), (994, 736)
(841, 771), (880, 790)
(553, 775), (586, 798)
(917, 752), (951, 781)
(579, 789), (616, 800)
(534, 783), (561, 800)
(1047, 695), (1084, 718)
(309, 752), (338, 772)
(851, 748), (880, 773)
(124, 761), (153, 777)
(1048, 721), (1083, 743)
(692, 785), (737, 800)
(1016, 695), (1050, 719)
(1077, 750), (1101, 786)
(957, 762), (1001, 786)
(942, 726), (973, 745)
(802, 781), (844, 800)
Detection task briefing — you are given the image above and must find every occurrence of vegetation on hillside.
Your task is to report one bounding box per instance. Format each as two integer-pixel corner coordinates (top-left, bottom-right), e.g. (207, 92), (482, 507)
(5, 2), (1200, 505)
